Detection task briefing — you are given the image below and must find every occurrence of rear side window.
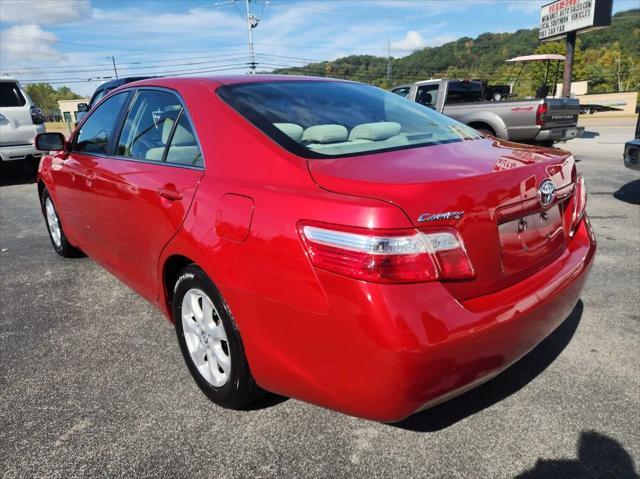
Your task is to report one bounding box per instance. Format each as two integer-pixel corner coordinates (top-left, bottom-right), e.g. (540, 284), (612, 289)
(74, 92), (129, 154)
(89, 88), (107, 108)
(116, 90), (182, 162)
(116, 89), (202, 167)
(165, 112), (203, 167)
(0, 82), (26, 107)
(446, 82), (483, 104)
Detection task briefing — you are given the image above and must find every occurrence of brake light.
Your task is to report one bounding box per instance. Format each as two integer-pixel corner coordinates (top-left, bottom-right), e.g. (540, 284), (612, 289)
(536, 103), (547, 126)
(298, 223), (474, 283)
(570, 175), (587, 235)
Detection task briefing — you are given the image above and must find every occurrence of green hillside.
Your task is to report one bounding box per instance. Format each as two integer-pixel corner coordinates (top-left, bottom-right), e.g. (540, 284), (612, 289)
(272, 9), (640, 95)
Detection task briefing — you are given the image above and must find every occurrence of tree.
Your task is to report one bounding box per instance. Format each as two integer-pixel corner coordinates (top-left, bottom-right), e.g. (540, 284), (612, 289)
(24, 83), (83, 116)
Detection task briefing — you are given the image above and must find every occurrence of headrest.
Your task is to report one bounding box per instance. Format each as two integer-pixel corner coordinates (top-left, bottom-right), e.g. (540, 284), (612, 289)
(302, 124), (348, 144)
(162, 116), (195, 146)
(348, 122), (402, 141)
(274, 123), (304, 142)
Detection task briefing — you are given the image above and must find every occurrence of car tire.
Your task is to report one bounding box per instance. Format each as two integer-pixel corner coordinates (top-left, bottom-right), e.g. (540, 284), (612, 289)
(173, 264), (262, 409)
(40, 188), (85, 258)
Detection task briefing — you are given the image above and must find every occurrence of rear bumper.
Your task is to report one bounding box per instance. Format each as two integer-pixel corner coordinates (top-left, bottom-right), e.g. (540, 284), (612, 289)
(535, 126), (583, 142)
(229, 216), (596, 422)
(0, 143), (42, 162)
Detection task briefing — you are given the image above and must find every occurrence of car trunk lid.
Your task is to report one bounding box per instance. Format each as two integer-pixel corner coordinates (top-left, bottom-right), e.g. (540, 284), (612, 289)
(308, 138), (576, 300)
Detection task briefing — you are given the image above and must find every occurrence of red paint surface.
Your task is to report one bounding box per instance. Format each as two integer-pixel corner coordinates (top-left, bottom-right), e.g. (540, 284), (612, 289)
(38, 76), (596, 421)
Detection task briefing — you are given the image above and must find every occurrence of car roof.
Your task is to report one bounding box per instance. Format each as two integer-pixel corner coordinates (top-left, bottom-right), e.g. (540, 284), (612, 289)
(114, 74), (349, 91)
(97, 76), (155, 90)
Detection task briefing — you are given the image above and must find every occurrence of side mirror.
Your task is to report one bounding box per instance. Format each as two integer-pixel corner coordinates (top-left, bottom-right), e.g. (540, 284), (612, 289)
(77, 103), (89, 112)
(35, 132), (66, 152)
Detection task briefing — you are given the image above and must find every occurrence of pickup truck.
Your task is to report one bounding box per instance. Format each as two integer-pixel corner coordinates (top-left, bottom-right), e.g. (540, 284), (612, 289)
(391, 79), (582, 146)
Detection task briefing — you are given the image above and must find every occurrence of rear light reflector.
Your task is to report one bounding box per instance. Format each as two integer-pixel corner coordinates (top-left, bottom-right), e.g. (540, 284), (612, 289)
(570, 175), (587, 235)
(536, 103), (547, 126)
(30, 106), (44, 125)
(299, 223), (474, 283)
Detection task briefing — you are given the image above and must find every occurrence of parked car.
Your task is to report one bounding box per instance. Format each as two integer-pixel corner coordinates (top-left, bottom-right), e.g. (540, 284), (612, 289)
(35, 76), (596, 422)
(623, 114), (640, 171)
(76, 76), (154, 121)
(392, 79), (582, 146)
(0, 77), (45, 169)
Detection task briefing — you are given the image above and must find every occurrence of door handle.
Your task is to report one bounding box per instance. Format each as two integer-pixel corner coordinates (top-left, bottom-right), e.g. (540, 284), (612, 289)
(157, 187), (183, 201)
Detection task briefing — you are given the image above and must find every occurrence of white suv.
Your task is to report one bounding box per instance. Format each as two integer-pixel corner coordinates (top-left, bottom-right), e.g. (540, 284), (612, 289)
(0, 78), (46, 168)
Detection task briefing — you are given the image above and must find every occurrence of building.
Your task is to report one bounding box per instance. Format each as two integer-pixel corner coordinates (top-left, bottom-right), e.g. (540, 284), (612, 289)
(57, 98), (90, 124)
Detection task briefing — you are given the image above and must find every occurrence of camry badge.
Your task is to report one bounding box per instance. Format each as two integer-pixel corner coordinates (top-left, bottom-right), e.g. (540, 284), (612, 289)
(417, 211), (464, 222)
(538, 179), (556, 208)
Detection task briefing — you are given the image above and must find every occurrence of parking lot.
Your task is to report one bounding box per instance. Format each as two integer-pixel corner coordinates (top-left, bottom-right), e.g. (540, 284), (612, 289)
(1, 117), (638, 478)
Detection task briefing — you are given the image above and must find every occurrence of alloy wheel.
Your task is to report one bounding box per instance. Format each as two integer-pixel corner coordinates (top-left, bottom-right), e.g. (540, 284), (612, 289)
(45, 197), (62, 248)
(181, 288), (231, 387)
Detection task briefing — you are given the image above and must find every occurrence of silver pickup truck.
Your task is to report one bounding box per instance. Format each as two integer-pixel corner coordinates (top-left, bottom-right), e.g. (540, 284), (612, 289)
(391, 79), (582, 146)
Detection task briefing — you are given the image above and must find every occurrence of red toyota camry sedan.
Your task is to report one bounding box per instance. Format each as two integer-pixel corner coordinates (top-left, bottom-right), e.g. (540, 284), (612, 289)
(35, 76), (596, 422)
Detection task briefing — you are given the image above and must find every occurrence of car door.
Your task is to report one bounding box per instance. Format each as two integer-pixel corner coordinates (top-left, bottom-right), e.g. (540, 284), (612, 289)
(49, 91), (130, 251)
(90, 88), (204, 302)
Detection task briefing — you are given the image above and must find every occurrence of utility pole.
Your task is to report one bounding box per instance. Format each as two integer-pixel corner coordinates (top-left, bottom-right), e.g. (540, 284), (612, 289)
(387, 38), (392, 82)
(245, 0), (259, 74)
(107, 56), (118, 79)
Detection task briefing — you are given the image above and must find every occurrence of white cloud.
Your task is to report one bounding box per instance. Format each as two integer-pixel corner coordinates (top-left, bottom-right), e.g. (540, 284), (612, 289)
(0, 24), (66, 62)
(90, 6), (243, 35)
(391, 31), (427, 51)
(507, 0), (547, 14)
(0, 0), (92, 25)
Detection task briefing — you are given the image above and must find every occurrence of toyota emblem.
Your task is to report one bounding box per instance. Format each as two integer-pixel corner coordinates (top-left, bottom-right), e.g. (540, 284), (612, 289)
(538, 179), (556, 207)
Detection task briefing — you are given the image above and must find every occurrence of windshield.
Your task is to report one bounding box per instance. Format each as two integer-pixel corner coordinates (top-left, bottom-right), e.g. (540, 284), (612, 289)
(217, 80), (482, 158)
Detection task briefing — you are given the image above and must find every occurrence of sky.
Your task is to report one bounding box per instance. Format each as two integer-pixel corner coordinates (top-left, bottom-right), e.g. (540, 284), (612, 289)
(0, 0), (636, 96)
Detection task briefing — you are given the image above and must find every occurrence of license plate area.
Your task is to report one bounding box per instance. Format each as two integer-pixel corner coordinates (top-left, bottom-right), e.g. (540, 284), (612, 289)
(499, 206), (565, 275)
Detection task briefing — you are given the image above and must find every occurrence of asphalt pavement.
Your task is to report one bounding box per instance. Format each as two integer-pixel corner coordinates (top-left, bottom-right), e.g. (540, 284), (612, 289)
(1, 118), (639, 478)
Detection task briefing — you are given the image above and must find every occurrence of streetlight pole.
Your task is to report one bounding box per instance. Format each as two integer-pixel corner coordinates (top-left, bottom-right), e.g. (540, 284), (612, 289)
(245, 0), (258, 74)
(107, 56), (119, 80)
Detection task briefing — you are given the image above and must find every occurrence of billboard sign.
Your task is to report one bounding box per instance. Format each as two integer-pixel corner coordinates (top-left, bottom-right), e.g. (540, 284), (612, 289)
(540, 0), (613, 41)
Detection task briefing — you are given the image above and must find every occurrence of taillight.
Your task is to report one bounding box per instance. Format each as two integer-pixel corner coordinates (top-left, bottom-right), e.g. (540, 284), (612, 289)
(536, 103), (547, 126)
(30, 106), (44, 125)
(571, 175), (587, 235)
(298, 223), (475, 284)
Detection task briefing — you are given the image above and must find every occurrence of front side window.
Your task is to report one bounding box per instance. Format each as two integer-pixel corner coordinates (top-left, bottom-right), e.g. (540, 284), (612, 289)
(415, 84), (439, 108)
(218, 80), (481, 158)
(391, 86), (410, 98)
(74, 92), (129, 154)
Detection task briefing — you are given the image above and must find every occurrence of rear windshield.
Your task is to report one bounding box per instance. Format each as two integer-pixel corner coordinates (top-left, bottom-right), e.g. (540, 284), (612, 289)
(0, 82), (26, 107)
(217, 80), (482, 158)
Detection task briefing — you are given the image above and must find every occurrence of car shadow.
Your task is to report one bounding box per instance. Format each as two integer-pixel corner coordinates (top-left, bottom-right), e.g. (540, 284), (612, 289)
(580, 130), (600, 139)
(392, 300), (583, 432)
(243, 392), (289, 411)
(516, 431), (639, 478)
(614, 179), (640, 206)
(0, 161), (37, 187)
